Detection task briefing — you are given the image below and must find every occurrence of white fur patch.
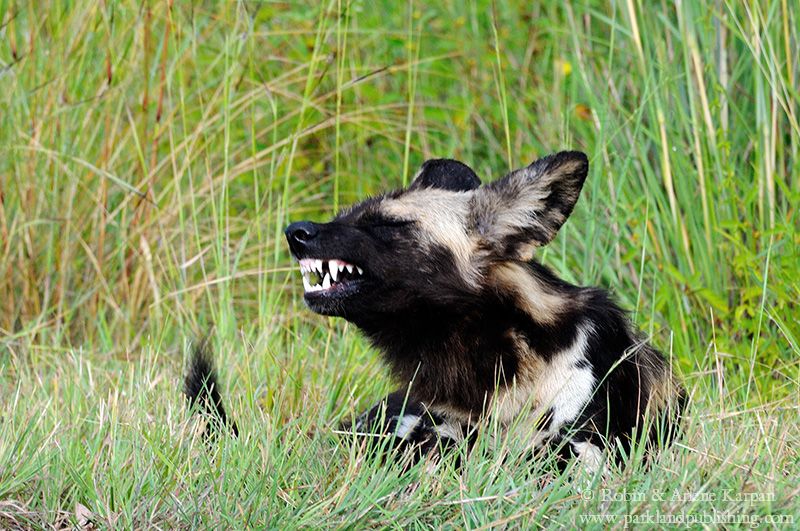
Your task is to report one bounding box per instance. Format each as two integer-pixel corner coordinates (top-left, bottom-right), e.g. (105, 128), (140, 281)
(534, 325), (595, 428)
(492, 325), (596, 449)
(572, 440), (607, 475)
(434, 420), (464, 442)
(394, 414), (421, 440)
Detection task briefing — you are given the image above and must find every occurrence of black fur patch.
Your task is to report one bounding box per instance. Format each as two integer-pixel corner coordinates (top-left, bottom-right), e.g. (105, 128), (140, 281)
(184, 342), (239, 438)
(410, 159), (481, 192)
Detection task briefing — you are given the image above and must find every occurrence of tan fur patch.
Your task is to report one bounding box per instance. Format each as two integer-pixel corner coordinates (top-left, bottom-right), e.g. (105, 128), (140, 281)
(381, 189), (480, 284)
(540, 158), (585, 183)
(426, 401), (480, 427)
(471, 178), (551, 259)
(646, 370), (681, 413)
(489, 262), (569, 324)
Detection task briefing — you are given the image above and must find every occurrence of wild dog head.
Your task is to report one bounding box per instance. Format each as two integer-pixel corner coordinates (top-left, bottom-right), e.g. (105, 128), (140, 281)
(285, 151), (589, 322)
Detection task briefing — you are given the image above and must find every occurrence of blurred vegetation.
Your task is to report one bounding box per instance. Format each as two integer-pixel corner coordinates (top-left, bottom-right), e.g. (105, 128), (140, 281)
(0, 1), (797, 528)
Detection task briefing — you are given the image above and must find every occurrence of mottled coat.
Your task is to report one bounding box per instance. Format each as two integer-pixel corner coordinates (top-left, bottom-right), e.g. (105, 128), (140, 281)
(188, 151), (684, 472)
(283, 151), (685, 470)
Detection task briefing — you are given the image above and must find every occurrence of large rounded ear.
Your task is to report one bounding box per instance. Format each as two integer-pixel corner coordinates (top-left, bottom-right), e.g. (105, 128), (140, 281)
(409, 159), (481, 192)
(471, 151), (589, 260)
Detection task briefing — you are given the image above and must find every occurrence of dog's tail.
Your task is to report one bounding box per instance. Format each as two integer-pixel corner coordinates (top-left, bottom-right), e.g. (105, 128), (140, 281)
(184, 341), (239, 438)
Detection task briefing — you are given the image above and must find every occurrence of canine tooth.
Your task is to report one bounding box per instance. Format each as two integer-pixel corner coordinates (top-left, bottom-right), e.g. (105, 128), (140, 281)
(356, 266), (363, 275)
(303, 276), (312, 291)
(346, 264), (353, 274)
(316, 259), (323, 274)
(330, 261), (338, 282)
(322, 273), (331, 289)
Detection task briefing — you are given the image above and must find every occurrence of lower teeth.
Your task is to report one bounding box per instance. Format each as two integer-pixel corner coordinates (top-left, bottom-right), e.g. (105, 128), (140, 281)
(303, 271), (334, 292)
(301, 261), (363, 292)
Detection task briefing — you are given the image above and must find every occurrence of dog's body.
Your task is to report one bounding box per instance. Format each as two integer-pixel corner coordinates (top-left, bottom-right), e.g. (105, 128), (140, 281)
(187, 151), (684, 471)
(347, 267), (682, 469)
(281, 151), (684, 470)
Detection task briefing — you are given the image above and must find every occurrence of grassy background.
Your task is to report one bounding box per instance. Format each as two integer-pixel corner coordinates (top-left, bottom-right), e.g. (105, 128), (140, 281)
(1, 0), (798, 528)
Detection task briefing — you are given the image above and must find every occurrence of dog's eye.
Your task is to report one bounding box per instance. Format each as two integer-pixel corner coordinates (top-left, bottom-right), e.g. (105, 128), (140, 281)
(371, 219), (412, 229)
(361, 218), (412, 240)
(358, 215), (412, 229)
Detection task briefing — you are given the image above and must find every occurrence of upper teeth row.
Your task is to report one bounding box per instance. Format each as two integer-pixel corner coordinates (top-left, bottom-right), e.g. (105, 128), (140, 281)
(299, 259), (363, 282)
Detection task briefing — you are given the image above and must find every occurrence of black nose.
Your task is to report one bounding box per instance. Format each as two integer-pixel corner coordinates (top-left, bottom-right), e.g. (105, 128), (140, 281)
(285, 221), (319, 252)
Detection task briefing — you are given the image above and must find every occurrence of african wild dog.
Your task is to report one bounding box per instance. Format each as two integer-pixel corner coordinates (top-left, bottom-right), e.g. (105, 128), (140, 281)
(185, 151), (684, 470)
(282, 151), (684, 471)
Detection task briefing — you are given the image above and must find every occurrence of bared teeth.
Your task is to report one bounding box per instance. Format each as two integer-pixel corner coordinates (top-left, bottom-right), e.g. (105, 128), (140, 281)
(329, 260), (339, 282)
(298, 258), (365, 293)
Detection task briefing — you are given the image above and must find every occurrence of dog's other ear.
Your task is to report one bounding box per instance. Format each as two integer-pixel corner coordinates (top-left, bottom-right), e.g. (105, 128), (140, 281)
(471, 151), (589, 260)
(409, 159), (481, 192)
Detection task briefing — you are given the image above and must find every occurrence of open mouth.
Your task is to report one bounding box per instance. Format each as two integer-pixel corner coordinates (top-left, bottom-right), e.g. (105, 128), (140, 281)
(299, 258), (364, 294)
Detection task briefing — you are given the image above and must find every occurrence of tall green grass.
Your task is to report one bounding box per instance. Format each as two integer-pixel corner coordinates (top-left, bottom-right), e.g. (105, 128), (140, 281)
(1, 1), (797, 527)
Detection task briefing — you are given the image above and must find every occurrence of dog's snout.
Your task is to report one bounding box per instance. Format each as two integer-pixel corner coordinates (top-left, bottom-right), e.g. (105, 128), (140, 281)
(285, 221), (319, 253)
